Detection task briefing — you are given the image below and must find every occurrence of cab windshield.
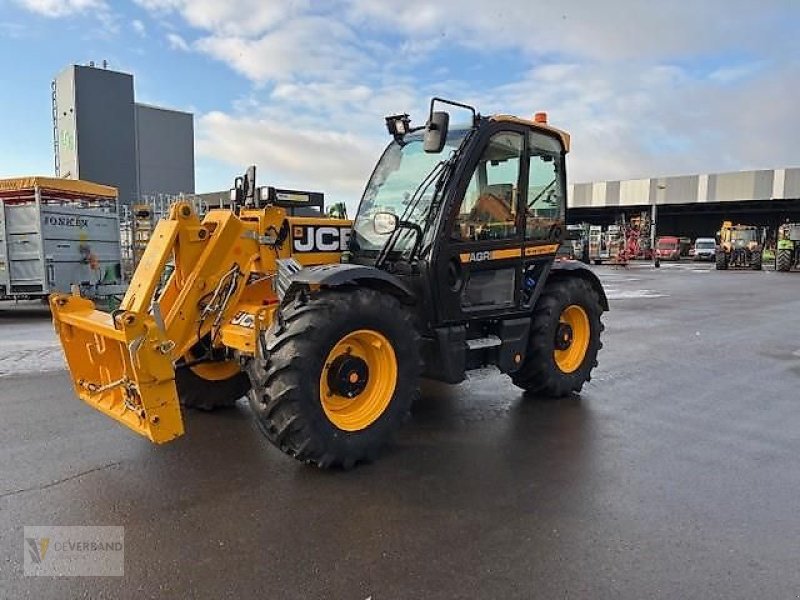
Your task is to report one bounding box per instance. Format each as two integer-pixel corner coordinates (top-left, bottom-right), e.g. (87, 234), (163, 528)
(695, 240), (715, 249)
(731, 229), (757, 243)
(352, 128), (470, 254)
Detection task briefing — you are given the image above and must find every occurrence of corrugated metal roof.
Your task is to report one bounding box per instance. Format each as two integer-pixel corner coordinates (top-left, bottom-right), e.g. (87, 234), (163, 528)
(0, 177), (117, 198)
(569, 167), (800, 209)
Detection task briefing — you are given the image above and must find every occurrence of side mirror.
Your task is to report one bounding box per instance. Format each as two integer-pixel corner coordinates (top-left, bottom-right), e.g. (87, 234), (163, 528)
(230, 176), (244, 206)
(424, 111), (449, 153)
(373, 212), (398, 235)
(244, 165), (257, 206)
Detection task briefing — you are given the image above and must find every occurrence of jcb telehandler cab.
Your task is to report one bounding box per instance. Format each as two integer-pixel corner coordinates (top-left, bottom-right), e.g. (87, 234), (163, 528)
(715, 221), (763, 270)
(51, 98), (607, 468)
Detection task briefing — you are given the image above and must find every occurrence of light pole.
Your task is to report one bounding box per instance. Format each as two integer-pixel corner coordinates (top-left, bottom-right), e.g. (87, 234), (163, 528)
(653, 183), (665, 268)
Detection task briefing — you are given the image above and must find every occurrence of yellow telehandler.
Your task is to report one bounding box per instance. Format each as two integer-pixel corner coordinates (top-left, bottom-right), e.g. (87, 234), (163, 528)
(51, 99), (608, 468)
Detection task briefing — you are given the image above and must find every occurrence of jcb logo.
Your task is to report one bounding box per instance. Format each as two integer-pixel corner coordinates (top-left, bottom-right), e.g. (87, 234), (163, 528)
(469, 251), (492, 262)
(292, 226), (351, 253)
(230, 311), (255, 329)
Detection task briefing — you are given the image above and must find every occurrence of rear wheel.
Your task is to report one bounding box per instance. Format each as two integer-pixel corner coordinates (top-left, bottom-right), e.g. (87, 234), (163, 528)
(248, 288), (420, 468)
(715, 251), (728, 270)
(511, 277), (604, 398)
(776, 248), (792, 272)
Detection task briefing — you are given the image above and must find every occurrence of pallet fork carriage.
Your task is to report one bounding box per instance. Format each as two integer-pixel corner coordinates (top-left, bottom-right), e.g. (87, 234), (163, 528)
(52, 99), (608, 468)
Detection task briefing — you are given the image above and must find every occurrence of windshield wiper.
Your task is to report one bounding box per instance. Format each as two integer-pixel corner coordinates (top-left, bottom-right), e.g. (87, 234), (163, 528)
(529, 177), (557, 207)
(375, 159), (449, 269)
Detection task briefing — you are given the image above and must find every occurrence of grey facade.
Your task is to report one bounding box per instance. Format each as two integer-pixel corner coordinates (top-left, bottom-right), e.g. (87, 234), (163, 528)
(135, 104), (195, 197)
(569, 167), (800, 209)
(53, 65), (195, 207)
(54, 65), (139, 206)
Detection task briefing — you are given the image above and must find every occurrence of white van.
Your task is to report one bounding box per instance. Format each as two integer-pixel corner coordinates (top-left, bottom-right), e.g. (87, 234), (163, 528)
(692, 237), (716, 261)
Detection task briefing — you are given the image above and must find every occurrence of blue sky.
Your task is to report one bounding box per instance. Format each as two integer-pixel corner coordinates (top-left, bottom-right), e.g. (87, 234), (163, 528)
(1, 0), (799, 207)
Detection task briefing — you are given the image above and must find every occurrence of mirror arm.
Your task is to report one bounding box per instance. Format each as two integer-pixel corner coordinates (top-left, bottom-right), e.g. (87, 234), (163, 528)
(429, 97), (478, 126)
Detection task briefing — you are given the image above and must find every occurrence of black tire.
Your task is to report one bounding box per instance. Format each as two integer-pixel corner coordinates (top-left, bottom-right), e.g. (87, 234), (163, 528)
(248, 288), (421, 469)
(175, 363), (251, 411)
(581, 241), (590, 264)
(776, 248), (792, 272)
(593, 259), (602, 266)
(715, 251), (728, 270)
(511, 277), (604, 398)
(751, 251), (762, 271)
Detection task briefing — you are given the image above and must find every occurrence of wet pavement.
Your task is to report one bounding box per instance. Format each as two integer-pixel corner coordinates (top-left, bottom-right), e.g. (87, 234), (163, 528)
(2, 263), (800, 599)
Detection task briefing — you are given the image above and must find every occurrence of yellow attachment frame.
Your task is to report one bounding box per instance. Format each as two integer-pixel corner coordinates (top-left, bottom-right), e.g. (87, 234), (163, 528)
(50, 294), (183, 443)
(50, 202), (262, 443)
(51, 199), (350, 443)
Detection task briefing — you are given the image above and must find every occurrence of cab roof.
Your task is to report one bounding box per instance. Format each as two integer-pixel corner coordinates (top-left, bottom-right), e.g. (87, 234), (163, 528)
(490, 115), (571, 152)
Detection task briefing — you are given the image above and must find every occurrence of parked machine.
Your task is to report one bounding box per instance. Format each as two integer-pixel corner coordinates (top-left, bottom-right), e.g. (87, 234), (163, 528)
(691, 237), (716, 261)
(587, 225), (608, 264)
(628, 212), (652, 260)
(678, 237), (692, 257)
(0, 177), (124, 301)
(715, 221), (763, 270)
(775, 222), (800, 272)
(565, 223), (590, 263)
(655, 236), (681, 261)
(50, 99), (608, 468)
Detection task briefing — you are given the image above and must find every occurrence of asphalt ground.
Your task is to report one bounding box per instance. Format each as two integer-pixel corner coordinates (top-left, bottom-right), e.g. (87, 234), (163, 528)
(1, 262), (800, 599)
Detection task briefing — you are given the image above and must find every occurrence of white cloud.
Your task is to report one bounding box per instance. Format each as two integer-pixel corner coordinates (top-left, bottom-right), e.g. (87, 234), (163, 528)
(197, 110), (381, 205)
(193, 16), (372, 85)
(15, 0), (105, 17)
(131, 19), (146, 36)
(134, 0), (800, 200)
(133, 0), (308, 37)
(166, 32), (189, 51)
(346, 0), (794, 62)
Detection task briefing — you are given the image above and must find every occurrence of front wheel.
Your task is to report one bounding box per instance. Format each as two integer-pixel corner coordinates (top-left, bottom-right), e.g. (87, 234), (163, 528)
(715, 251), (728, 270)
(248, 288), (421, 468)
(511, 277), (604, 398)
(776, 248), (792, 272)
(176, 342), (251, 411)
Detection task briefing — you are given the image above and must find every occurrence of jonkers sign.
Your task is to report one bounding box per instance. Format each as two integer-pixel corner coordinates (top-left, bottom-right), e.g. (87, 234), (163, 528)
(44, 215), (89, 228)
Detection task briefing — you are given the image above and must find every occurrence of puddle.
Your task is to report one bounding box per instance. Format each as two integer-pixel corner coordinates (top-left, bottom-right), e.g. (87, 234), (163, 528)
(606, 289), (668, 300)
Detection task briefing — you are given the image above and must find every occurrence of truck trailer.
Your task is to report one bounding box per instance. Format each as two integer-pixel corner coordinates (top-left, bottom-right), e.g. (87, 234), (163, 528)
(0, 177), (123, 301)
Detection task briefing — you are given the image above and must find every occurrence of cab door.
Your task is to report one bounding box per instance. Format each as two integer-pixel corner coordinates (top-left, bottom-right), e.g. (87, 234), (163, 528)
(433, 126), (528, 324)
(432, 125), (567, 324)
(519, 129), (568, 307)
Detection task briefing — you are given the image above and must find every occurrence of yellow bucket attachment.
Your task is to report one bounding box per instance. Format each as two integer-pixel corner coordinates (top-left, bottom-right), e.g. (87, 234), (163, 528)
(50, 294), (184, 443)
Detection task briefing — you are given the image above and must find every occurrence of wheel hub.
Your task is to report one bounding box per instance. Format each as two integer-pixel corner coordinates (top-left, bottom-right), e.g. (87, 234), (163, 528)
(326, 354), (369, 398)
(555, 322), (574, 351)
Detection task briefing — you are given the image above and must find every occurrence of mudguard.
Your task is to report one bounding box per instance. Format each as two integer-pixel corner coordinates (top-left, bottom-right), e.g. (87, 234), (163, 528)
(284, 263), (416, 303)
(549, 260), (609, 310)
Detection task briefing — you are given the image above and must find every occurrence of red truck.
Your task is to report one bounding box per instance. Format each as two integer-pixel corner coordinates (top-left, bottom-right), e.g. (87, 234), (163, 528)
(655, 235), (681, 261)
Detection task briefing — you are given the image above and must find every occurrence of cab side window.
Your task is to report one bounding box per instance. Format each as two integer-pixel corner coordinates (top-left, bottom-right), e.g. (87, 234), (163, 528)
(452, 132), (523, 242)
(526, 132), (565, 241)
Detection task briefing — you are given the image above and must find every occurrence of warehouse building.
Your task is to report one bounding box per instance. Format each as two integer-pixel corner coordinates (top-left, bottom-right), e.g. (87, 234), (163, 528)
(569, 167), (800, 240)
(52, 64), (194, 207)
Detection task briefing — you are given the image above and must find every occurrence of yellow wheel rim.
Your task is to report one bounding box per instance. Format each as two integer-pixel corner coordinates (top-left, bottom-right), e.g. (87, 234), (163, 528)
(320, 329), (398, 432)
(554, 305), (590, 374)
